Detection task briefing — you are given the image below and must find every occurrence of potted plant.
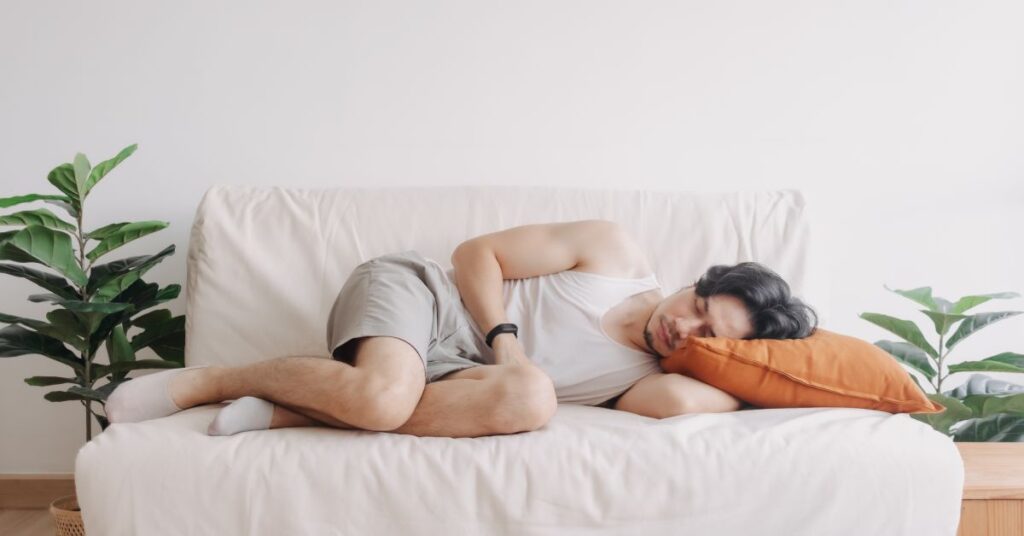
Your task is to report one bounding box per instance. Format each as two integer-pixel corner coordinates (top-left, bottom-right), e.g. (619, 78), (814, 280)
(861, 286), (1024, 440)
(0, 144), (186, 534)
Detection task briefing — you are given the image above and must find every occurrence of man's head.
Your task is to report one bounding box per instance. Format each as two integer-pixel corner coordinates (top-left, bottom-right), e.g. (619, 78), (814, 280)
(642, 262), (818, 358)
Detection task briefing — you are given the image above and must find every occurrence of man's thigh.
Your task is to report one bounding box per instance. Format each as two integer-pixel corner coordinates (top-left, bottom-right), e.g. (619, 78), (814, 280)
(434, 363), (554, 396)
(348, 336), (427, 398)
(434, 364), (503, 382)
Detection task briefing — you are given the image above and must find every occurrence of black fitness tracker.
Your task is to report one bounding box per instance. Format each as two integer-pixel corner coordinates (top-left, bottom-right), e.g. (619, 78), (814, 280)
(485, 323), (519, 348)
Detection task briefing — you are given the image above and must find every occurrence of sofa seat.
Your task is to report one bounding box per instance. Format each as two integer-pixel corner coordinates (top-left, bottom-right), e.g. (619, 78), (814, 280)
(77, 402), (962, 535)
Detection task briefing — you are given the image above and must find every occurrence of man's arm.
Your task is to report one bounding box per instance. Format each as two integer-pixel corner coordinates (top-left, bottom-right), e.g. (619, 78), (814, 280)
(450, 220), (648, 366)
(613, 372), (743, 418)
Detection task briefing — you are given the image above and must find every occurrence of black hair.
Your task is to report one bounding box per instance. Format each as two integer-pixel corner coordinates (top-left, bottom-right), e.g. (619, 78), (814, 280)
(692, 262), (818, 339)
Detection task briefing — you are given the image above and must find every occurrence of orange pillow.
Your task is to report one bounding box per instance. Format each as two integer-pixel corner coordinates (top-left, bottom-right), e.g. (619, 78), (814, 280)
(659, 328), (944, 414)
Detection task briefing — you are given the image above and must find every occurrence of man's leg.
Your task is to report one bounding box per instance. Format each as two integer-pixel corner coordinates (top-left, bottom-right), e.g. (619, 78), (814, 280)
(175, 336), (557, 437)
(173, 336), (426, 432)
(266, 365), (556, 438)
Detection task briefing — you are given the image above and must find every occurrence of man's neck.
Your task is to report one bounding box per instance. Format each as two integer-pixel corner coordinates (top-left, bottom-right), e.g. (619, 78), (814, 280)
(621, 290), (663, 354)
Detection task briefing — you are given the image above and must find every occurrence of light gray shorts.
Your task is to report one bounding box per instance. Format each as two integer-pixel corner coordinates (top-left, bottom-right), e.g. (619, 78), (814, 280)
(326, 250), (491, 383)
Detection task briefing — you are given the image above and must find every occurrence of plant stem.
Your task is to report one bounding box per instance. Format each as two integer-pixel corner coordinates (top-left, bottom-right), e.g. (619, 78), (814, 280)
(75, 204), (93, 442)
(936, 332), (945, 394)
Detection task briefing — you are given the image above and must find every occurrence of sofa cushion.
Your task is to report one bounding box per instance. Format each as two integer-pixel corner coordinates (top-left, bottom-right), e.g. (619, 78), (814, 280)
(659, 329), (944, 414)
(76, 404), (962, 535)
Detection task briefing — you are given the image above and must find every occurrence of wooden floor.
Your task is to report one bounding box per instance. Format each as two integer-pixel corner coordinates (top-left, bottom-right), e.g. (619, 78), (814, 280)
(0, 509), (53, 536)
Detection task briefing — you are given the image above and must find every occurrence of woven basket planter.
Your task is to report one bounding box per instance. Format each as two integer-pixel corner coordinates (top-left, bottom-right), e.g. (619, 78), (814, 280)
(50, 495), (85, 536)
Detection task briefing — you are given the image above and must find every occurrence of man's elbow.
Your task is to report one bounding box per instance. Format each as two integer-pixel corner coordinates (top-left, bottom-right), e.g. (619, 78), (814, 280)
(656, 394), (743, 418)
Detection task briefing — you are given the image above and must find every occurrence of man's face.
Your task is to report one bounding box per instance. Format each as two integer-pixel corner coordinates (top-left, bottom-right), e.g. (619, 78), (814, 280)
(643, 286), (755, 358)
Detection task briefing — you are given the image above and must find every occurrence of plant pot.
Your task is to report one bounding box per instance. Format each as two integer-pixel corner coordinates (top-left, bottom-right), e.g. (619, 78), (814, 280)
(49, 494), (86, 536)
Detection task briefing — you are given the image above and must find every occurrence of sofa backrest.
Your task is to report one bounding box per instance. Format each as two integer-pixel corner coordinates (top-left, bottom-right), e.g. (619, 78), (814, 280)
(184, 186), (825, 366)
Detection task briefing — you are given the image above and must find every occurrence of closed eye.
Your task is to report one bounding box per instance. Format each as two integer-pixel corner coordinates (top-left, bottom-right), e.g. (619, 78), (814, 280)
(698, 297), (717, 337)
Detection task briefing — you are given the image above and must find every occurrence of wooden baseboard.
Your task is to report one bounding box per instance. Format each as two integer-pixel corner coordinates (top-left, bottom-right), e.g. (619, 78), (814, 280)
(0, 475), (75, 509)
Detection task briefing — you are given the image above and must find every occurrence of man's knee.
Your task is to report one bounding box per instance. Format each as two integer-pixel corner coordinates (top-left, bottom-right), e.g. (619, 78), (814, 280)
(346, 381), (421, 432)
(327, 336), (427, 431)
(488, 365), (557, 434)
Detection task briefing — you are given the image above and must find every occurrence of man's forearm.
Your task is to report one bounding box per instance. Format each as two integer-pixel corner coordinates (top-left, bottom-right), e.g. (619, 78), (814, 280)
(450, 242), (527, 365)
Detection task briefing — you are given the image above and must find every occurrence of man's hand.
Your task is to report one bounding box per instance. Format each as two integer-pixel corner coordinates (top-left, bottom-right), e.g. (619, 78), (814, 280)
(491, 333), (532, 367)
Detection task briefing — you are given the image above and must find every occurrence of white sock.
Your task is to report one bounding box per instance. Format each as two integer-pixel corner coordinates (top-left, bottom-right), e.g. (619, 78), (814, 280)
(106, 365), (209, 423)
(207, 396), (275, 436)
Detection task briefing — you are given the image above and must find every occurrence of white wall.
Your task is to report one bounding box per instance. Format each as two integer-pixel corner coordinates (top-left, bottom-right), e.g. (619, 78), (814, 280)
(2, 0), (1022, 472)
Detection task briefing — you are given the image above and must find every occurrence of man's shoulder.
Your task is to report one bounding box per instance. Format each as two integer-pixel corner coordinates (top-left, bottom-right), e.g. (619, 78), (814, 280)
(573, 229), (651, 280)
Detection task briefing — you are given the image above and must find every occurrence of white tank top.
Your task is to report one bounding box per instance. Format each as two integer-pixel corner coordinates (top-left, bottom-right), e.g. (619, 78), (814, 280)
(450, 268), (663, 406)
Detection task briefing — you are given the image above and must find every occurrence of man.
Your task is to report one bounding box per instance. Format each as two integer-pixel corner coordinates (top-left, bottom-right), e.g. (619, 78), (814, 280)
(107, 220), (817, 438)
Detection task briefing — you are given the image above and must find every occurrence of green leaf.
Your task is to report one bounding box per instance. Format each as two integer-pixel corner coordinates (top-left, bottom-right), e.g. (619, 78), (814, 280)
(28, 293), (65, 303)
(0, 311), (87, 353)
(950, 292), (1021, 315)
(93, 270), (142, 303)
(86, 308), (135, 357)
(0, 324), (84, 373)
(0, 230), (39, 264)
(945, 373), (1024, 398)
(132, 309), (172, 329)
(87, 244), (175, 296)
(44, 386), (107, 403)
(94, 381), (122, 398)
(24, 376), (80, 387)
(946, 311), (1022, 350)
(106, 324), (135, 364)
(874, 340), (937, 380)
(72, 153), (91, 204)
(85, 221), (169, 262)
(43, 309), (90, 352)
(0, 209), (77, 233)
(110, 279), (159, 309)
(92, 410), (110, 431)
(82, 144), (137, 198)
(0, 312), (53, 331)
(953, 414), (1024, 442)
(885, 285), (940, 311)
(130, 315), (185, 355)
(0, 263), (79, 299)
(949, 353), (1024, 374)
(0, 193), (69, 209)
(43, 199), (78, 220)
(961, 392), (1024, 418)
(55, 300), (133, 314)
(123, 285), (180, 319)
(933, 297), (954, 313)
(153, 284), (180, 302)
(44, 390), (91, 402)
(0, 226), (87, 287)
(919, 310), (968, 337)
(46, 164), (80, 212)
(860, 312), (938, 358)
(909, 394), (972, 435)
(32, 298), (133, 336)
(149, 329), (184, 362)
(86, 221), (132, 240)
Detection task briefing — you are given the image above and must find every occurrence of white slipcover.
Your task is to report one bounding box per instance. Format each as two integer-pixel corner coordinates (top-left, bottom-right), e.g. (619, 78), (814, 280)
(75, 186), (963, 535)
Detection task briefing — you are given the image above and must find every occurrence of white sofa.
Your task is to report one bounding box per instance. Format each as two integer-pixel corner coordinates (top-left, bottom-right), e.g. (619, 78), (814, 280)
(75, 186), (964, 535)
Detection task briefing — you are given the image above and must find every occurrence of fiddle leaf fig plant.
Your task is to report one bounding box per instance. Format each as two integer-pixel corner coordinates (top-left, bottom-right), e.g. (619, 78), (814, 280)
(861, 286), (1023, 441)
(0, 144), (185, 441)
